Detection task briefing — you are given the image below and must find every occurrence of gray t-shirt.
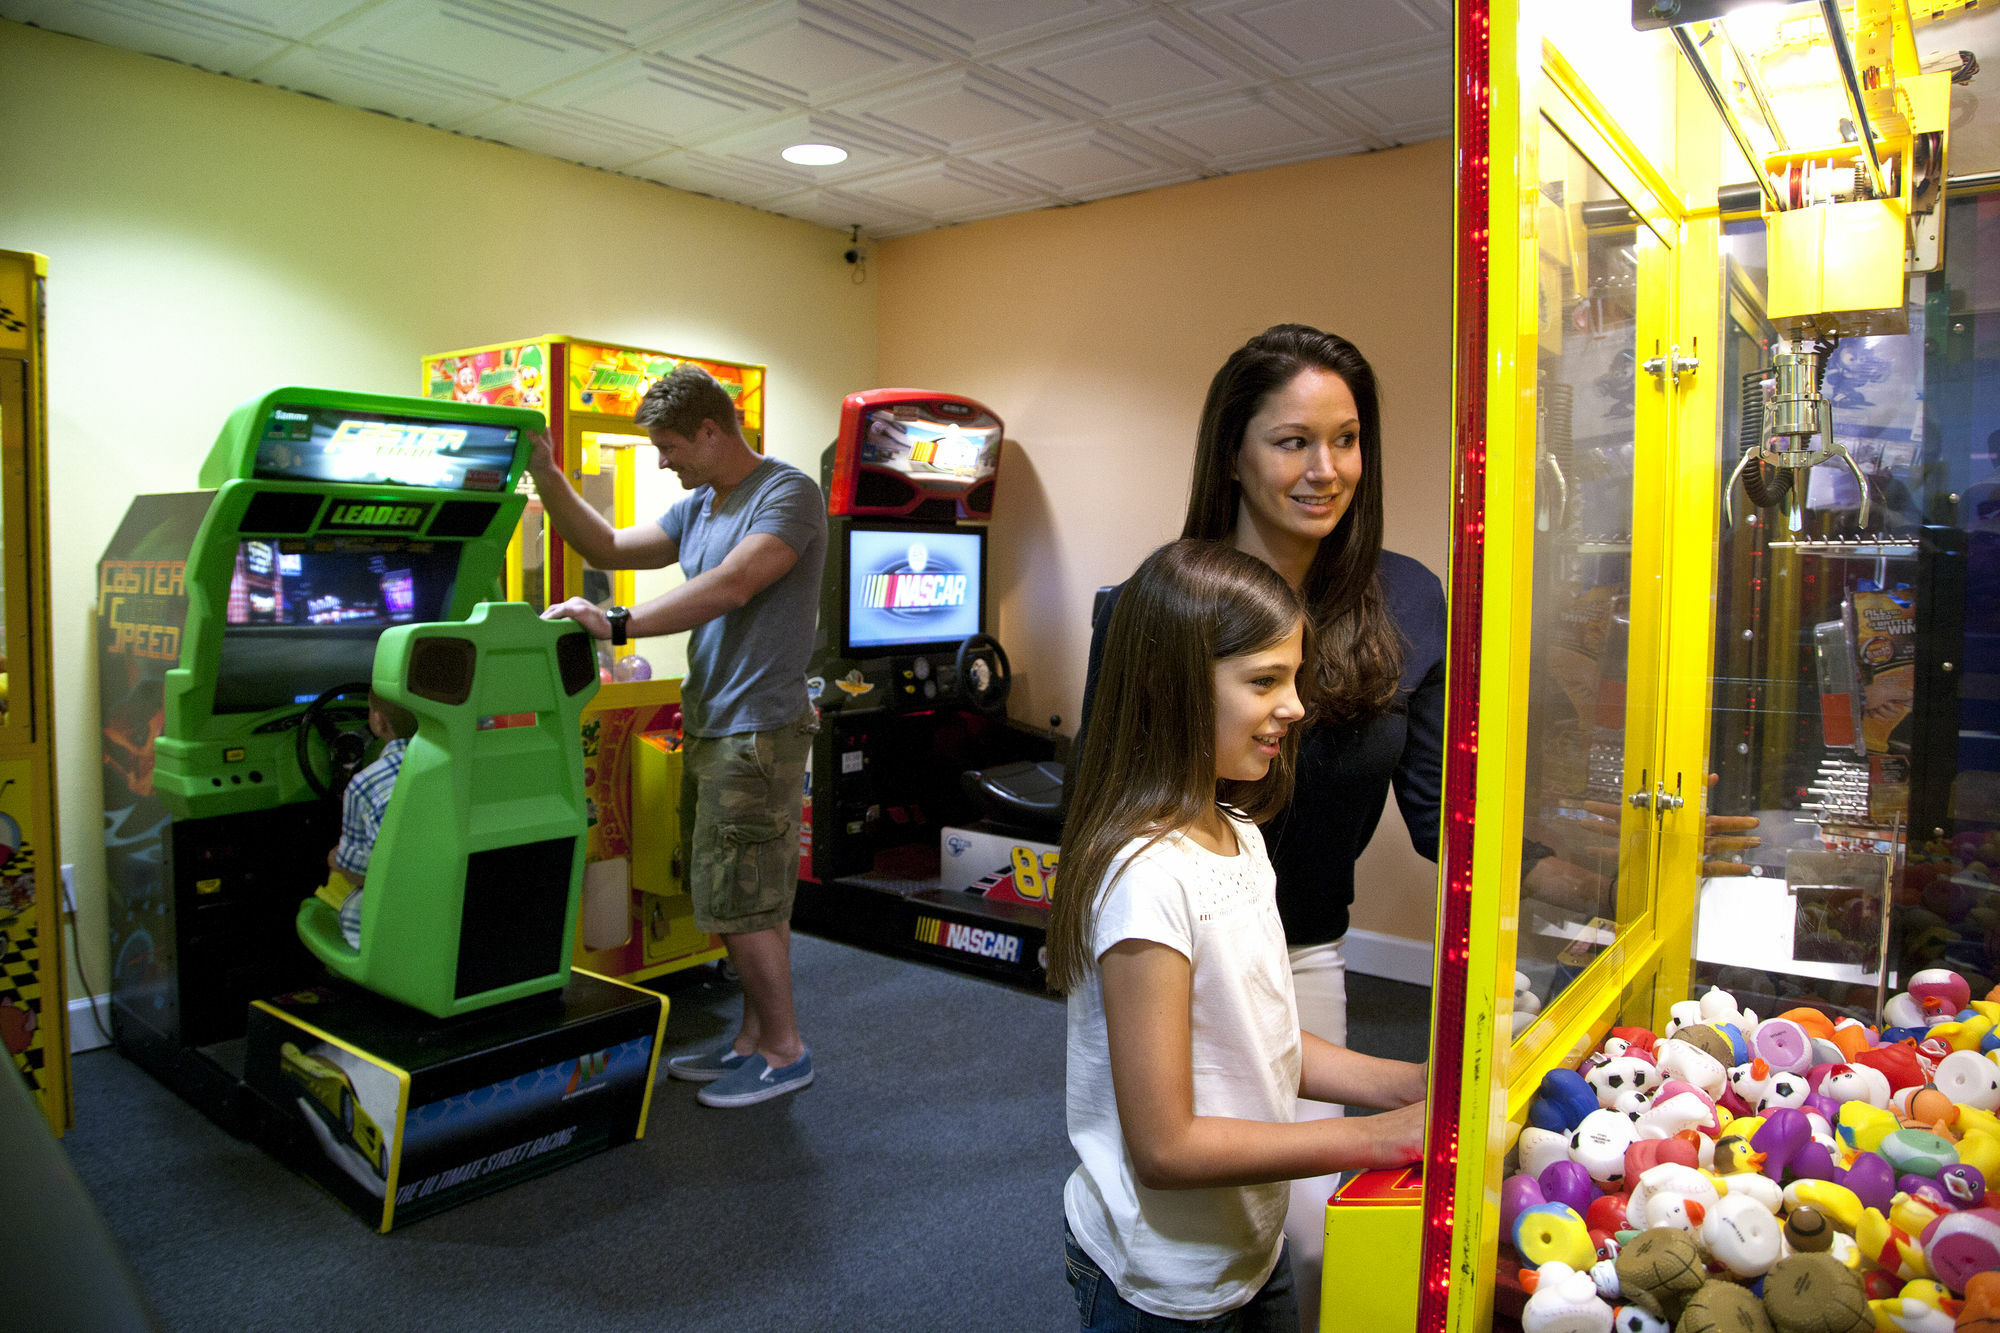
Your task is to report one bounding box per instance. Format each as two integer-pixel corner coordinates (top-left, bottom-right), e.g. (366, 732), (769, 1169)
(658, 456), (827, 738)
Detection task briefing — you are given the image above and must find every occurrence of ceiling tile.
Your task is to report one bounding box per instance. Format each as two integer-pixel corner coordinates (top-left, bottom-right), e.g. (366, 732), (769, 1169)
(1186, 0), (1443, 76)
(1310, 52), (1452, 142)
(0, 0), (292, 71)
(138, 0), (374, 39)
(999, 15), (1247, 115)
(975, 126), (1189, 200)
(253, 44), (504, 124)
(518, 54), (783, 145)
(753, 182), (931, 233)
(312, 1), (618, 98)
(834, 160), (1031, 216)
(662, 1), (944, 105)
(1134, 87), (1371, 172)
(451, 101), (669, 168)
(623, 147), (808, 202)
(687, 109), (924, 185)
(832, 0), (1138, 58)
(839, 68), (1080, 153)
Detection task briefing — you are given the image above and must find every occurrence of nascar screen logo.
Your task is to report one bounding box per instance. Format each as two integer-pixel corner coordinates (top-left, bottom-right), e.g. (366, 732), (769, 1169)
(860, 543), (969, 612)
(915, 915), (1022, 964)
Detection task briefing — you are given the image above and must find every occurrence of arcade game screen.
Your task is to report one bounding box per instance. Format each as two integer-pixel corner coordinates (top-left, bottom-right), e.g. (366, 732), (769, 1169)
(215, 539), (459, 712)
(858, 405), (1001, 491)
(254, 405), (518, 492)
(843, 524), (984, 655)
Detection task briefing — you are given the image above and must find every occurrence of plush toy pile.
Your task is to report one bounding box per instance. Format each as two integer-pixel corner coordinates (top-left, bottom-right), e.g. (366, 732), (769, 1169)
(1505, 970), (2000, 1332)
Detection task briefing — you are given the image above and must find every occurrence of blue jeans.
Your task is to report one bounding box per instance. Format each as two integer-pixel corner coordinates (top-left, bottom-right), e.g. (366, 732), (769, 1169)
(1064, 1227), (1298, 1332)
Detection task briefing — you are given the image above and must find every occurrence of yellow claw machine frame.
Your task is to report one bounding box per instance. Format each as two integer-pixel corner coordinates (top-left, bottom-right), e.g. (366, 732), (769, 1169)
(1321, 1), (1975, 1326)
(0, 250), (67, 1131)
(421, 336), (767, 985)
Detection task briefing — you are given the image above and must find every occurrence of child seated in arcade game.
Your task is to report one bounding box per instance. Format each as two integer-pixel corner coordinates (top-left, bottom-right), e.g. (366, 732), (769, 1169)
(313, 691), (419, 948)
(1046, 540), (1428, 1331)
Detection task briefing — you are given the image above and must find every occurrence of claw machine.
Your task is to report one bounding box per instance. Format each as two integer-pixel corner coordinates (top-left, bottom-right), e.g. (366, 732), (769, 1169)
(1324, 1), (1988, 1326)
(422, 337), (765, 984)
(0, 250), (65, 1131)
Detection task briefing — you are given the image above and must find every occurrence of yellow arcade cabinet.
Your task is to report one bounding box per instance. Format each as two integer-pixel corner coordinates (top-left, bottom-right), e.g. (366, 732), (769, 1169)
(421, 337), (765, 985)
(0, 250), (66, 1132)
(1323, 1), (1979, 1325)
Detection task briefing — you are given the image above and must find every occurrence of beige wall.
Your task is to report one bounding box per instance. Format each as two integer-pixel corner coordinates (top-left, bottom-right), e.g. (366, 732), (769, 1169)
(875, 139), (1456, 946)
(4, 18), (1454, 1006)
(0, 21), (877, 993)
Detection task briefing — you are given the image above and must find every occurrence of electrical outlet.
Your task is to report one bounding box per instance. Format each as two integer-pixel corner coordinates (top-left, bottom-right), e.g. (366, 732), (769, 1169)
(60, 863), (74, 919)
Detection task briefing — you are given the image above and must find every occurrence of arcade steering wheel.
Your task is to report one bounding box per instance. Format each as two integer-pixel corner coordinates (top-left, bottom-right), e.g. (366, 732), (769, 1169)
(953, 634), (1011, 716)
(296, 681), (376, 801)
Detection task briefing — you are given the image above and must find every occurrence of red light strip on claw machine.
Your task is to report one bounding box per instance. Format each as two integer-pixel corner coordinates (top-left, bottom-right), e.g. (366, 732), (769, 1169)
(1417, 2), (1491, 1328)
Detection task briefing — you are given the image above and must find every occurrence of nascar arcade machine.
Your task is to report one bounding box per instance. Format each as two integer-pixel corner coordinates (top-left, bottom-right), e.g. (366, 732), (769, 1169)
(99, 388), (664, 1202)
(792, 390), (1059, 988)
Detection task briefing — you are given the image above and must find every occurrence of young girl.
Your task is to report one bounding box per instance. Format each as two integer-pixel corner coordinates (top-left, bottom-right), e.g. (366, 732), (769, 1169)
(1050, 539), (1427, 1331)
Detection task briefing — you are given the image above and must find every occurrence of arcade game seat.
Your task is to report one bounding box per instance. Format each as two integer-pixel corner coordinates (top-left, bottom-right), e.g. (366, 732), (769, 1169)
(959, 759), (1064, 842)
(295, 601), (601, 1019)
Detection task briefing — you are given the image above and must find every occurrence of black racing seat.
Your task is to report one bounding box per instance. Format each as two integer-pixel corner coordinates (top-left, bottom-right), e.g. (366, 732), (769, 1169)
(960, 759), (1065, 840)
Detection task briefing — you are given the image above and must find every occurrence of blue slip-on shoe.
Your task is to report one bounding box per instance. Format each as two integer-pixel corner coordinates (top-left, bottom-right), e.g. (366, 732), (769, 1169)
(666, 1042), (751, 1083)
(696, 1049), (814, 1108)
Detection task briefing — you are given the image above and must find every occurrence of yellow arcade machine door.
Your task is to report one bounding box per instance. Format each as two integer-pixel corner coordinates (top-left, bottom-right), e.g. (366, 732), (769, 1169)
(0, 250), (67, 1131)
(1330, 37), (1703, 1327)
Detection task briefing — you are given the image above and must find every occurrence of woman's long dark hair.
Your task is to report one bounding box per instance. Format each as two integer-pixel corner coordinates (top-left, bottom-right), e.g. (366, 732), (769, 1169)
(1182, 324), (1402, 722)
(1045, 540), (1312, 994)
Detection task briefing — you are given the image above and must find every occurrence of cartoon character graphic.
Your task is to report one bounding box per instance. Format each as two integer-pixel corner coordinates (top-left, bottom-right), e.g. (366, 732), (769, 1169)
(451, 362), (481, 403)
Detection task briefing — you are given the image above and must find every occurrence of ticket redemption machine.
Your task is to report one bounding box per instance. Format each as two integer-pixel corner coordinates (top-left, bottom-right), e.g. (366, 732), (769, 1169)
(791, 390), (1058, 988)
(421, 336), (765, 984)
(101, 390), (665, 1227)
(0, 250), (67, 1133)
(1322, 1), (1981, 1325)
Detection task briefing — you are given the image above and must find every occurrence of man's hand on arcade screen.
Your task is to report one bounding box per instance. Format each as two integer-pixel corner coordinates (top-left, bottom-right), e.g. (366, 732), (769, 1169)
(527, 428), (559, 476)
(542, 596), (610, 639)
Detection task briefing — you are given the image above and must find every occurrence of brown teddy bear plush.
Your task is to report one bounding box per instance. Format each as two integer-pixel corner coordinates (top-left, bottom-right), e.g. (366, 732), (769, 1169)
(1680, 1280), (1773, 1333)
(1612, 1229), (1707, 1325)
(1760, 1253), (1871, 1333)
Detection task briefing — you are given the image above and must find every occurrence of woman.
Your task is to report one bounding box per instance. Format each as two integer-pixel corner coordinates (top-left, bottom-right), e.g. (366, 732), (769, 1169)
(1079, 324), (1445, 1332)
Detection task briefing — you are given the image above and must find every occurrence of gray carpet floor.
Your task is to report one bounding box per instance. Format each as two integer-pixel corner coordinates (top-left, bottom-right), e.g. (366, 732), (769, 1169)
(62, 933), (1429, 1333)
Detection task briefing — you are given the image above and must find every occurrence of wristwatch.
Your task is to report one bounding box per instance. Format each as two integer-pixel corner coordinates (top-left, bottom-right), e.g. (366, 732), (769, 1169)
(605, 605), (630, 646)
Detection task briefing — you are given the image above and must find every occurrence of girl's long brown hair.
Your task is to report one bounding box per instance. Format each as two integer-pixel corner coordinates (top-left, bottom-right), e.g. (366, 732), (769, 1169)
(1046, 540), (1312, 994)
(1182, 324), (1402, 722)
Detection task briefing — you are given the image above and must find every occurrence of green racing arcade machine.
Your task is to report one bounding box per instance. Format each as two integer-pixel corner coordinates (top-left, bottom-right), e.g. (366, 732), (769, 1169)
(100, 390), (665, 1191)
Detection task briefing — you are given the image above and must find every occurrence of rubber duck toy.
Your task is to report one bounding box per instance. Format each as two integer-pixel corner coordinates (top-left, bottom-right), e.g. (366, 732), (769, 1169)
(1699, 1192), (1783, 1279)
(1519, 1259), (1614, 1333)
(1936, 1052), (2000, 1114)
(1713, 1132), (1766, 1178)
(1606, 1304), (1667, 1333)
(1954, 1269), (2000, 1332)
(1867, 1281), (1962, 1333)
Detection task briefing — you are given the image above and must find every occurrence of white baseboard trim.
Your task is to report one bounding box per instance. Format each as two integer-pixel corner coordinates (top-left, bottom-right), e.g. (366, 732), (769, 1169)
(70, 993), (112, 1054)
(1343, 929), (1433, 987)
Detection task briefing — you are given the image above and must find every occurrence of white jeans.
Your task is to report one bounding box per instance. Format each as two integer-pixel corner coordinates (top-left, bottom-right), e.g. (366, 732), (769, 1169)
(1284, 938), (1347, 1333)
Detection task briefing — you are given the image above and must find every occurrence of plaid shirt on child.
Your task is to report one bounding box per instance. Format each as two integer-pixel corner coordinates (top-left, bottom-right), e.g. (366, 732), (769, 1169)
(333, 737), (409, 882)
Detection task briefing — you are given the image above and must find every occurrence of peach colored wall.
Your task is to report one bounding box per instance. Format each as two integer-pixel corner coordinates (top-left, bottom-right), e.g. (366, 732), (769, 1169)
(875, 139), (1455, 946)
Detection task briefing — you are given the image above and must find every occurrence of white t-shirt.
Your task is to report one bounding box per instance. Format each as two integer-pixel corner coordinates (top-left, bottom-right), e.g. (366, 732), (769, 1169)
(1062, 815), (1302, 1320)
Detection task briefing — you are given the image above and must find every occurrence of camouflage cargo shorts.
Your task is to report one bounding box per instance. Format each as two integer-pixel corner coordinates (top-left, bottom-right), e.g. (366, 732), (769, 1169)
(680, 715), (815, 935)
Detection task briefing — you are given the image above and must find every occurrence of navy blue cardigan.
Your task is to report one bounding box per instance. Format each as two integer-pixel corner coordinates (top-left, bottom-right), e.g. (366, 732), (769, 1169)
(1079, 550), (1446, 946)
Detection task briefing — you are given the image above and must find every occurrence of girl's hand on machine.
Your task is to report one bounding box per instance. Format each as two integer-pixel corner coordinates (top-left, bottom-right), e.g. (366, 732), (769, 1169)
(1343, 1100), (1427, 1170)
(541, 597), (609, 639)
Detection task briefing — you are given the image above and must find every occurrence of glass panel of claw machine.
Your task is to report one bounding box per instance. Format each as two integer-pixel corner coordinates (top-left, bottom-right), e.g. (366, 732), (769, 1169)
(1507, 112), (1672, 1074)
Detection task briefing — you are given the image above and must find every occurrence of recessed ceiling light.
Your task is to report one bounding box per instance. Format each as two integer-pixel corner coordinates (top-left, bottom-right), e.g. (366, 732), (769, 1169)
(782, 143), (848, 166)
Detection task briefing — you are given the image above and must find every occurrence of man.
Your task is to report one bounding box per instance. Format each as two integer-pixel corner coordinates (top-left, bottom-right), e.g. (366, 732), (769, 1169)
(534, 363), (825, 1108)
